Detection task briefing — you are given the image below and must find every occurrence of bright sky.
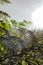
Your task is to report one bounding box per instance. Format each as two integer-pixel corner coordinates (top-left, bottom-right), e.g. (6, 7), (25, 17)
(32, 6), (43, 29)
(0, 0), (43, 29)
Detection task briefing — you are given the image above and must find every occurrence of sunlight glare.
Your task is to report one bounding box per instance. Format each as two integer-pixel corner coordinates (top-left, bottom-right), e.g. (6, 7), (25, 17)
(32, 6), (43, 29)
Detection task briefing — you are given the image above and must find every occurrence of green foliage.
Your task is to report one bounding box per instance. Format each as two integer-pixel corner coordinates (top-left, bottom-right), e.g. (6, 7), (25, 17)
(0, 0), (11, 4)
(0, 18), (43, 65)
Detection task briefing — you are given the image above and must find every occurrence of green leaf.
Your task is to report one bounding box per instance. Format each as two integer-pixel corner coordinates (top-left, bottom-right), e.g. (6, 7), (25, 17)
(3, 18), (11, 30)
(22, 60), (28, 65)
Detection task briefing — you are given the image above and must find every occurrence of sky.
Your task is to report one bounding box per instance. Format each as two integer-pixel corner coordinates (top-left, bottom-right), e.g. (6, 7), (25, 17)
(0, 0), (43, 21)
(0, 0), (43, 29)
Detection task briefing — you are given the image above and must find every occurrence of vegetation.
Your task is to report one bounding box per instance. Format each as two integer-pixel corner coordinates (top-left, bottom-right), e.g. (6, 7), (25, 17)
(0, 18), (43, 65)
(0, 0), (43, 65)
(0, 0), (11, 19)
(0, 0), (11, 4)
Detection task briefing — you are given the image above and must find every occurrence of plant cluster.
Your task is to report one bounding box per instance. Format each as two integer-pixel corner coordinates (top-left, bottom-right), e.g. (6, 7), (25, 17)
(0, 18), (43, 65)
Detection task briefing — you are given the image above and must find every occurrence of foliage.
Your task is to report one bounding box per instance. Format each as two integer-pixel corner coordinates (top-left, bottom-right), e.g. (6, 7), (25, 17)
(0, 0), (11, 4)
(0, 11), (10, 18)
(0, 0), (11, 19)
(0, 18), (43, 65)
(0, 0), (43, 65)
